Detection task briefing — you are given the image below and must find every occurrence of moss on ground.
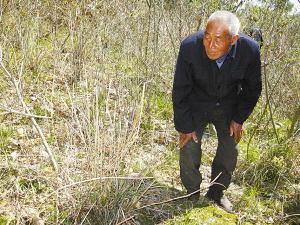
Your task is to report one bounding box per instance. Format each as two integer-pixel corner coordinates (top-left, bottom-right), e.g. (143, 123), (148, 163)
(166, 205), (238, 225)
(0, 217), (8, 225)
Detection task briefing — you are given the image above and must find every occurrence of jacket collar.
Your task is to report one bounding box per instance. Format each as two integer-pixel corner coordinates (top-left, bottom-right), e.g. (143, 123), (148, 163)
(228, 43), (237, 59)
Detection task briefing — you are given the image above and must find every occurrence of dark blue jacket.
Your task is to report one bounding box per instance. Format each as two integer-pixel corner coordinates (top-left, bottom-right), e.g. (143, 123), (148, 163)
(172, 31), (262, 133)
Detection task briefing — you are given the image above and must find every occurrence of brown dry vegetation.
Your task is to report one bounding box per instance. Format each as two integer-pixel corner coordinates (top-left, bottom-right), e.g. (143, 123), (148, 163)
(0, 0), (299, 224)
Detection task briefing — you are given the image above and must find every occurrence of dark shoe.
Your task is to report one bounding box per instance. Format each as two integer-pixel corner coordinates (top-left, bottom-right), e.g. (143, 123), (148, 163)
(205, 193), (235, 214)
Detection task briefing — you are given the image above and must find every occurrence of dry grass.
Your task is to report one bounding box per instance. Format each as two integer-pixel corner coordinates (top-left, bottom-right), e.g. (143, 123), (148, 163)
(0, 0), (299, 224)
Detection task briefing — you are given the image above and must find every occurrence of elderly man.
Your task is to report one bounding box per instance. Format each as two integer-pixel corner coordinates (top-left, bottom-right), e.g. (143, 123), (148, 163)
(172, 11), (262, 213)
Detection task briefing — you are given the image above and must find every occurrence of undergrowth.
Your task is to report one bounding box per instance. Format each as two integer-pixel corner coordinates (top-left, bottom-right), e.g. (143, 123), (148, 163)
(0, 0), (299, 224)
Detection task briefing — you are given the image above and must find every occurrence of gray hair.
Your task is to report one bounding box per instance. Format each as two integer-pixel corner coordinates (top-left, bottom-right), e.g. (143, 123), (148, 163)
(207, 11), (240, 37)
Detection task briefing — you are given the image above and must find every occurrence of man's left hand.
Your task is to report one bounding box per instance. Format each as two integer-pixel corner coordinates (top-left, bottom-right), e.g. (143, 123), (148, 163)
(230, 120), (244, 143)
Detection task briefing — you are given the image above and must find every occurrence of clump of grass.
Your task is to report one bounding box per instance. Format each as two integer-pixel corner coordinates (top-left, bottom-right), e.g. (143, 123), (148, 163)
(0, 0), (299, 224)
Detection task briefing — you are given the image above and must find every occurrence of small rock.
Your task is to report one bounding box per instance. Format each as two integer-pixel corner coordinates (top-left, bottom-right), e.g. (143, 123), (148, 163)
(267, 217), (274, 224)
(10, 151), (18, 161)
(17, 128), (24, 135)
(32, 215), (44, 225)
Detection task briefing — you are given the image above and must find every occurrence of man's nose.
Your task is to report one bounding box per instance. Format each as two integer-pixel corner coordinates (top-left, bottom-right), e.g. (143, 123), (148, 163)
(209, 39), (215, 48)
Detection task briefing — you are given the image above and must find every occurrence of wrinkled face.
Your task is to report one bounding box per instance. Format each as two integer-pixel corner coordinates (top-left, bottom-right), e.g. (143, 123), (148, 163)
(203, 21), (239, 60)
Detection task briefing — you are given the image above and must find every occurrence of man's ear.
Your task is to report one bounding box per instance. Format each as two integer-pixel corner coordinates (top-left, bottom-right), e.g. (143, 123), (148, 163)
(231, 34), (239, 45)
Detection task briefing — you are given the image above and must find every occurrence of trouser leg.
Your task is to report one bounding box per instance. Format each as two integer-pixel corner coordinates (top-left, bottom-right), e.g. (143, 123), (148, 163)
(179, 123), (206, 200)
(207, 107), (239, 200)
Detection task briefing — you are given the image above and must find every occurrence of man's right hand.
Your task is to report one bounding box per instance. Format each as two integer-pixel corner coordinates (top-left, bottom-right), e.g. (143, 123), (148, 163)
(179, 131), (198, 148)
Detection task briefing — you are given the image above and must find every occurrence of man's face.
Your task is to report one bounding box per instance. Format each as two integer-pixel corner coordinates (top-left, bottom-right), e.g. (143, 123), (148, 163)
(203, 21), (239, 60)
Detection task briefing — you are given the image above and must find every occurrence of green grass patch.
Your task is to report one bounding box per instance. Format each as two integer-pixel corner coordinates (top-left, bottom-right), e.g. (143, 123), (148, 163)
(167, 205), (238, 225)
(0, 217), (8, 225)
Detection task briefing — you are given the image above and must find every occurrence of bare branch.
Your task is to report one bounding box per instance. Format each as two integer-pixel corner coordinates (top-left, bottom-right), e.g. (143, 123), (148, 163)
(0, 45), (58, 171)
(0, 103), (52, 119)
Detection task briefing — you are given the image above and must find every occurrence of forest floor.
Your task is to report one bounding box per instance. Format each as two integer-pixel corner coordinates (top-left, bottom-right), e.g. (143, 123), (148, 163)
(0, 119), (267, 225)
(125, 133), (267, 225)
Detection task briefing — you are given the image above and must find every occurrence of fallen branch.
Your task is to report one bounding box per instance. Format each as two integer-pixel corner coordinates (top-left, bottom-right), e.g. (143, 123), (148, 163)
(129, 172), (223, 213)
(51, 176), (155, 194)
(0, 103), (51, 118)
(130, 187), (201, 212)
(116, 216), (135, 225)
(0, 45), (58, 171)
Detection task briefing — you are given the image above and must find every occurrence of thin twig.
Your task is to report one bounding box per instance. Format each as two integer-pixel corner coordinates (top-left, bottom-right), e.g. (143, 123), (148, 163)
(126, 180), (156, 212)
(162, 13), (177, 59)
(0, 45), (58, 171)
(51, 176), (154, 194)
(238, 213), (248, 225)
(287, 106), (300, 139)
(130, 188), (200, 212)
(0, 103), (51, 118)
(116, 216), (135, 225)
(264, 63), (279, 143)
(130, 172), (223, 213)
(127, 82), (146, 141)
(283, 214), (300, 218)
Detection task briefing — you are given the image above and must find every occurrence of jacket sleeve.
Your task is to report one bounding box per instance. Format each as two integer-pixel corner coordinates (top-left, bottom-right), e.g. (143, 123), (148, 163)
(172, 44), (195, 133)
(233, 45), (262, 124)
